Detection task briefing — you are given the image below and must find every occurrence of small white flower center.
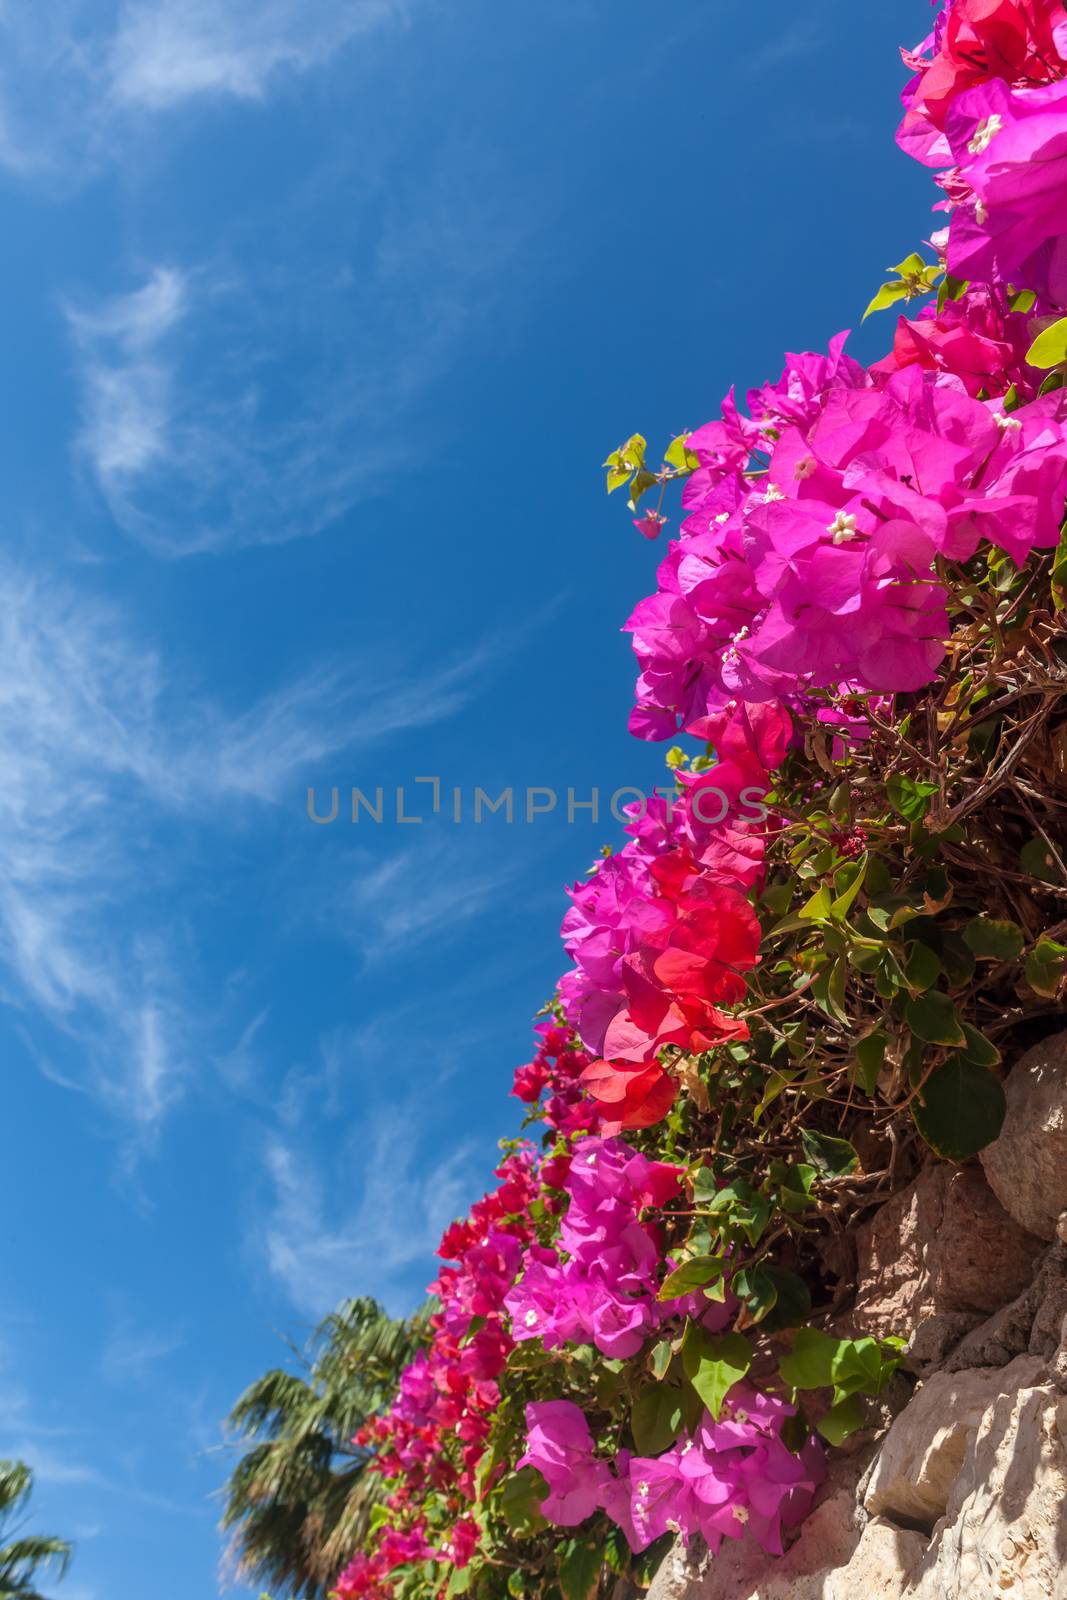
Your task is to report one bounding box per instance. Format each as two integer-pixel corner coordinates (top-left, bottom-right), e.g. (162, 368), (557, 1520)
(762, 483), (785, 503)
(994, 411), (1022, 432)
(828, 511), (859, 543)
(523, 1310), (538, 1327)
(975, 199), (988, 224)
(734, 1506), (750, 1525)
(968, 114), (1002, 154)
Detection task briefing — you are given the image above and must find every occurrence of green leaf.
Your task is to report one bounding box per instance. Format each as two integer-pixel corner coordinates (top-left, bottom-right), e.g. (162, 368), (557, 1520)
(940, 934), (977, 989)
(558, 1541), (603, 1600)
(777, 1327), (839, 1390)
(905, 991), (967, 1047)
(960, 1021), (1000, 1068)
(914, 1057), (1007, 1160)
(1053, 525), (1067, 610)
(499, 1466), (549, 1536)
(703, 1180), (773, 1247)
(664, 434), (700, 473)
(627, 467), (659, 510)
(446, 1567), (474, 1598)
(963, 917), (1025, 962)
(799, 883), (833, 921)
(758, 1266), (813, 1333)
(812, 955), (849, 1022)
(1025, 935), (1067, 998)
(831, 854), (868, 920)
(770, 1160), (817, 1215)
(816, 1394), (866, 1445)
(830, 1336), (883, 1397)
(904, 941), (942, 993)
(681, 1325), (752, 1419)
(1008, 288), (1036, 313)
(887, 774), (938, 822)
(853, 1030), (887, 1094)
(658, 1256), (725, 1301)
(1026, 315), (1067, 369)
(1020, 835), (1062, 885)
(800, 1127), (859, 1176)
(733, 1266), (779, 1324)
(649, 1338), (674, 1380)
(938, 273), (969, 311)
(603, 433), (647, 493)
(891, 251), (927, 277)
(631, 1386), (685, 1455)
(862, 280), (908, 320)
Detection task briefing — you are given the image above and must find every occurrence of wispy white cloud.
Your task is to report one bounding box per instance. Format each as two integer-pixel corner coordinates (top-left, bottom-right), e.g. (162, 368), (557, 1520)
(0, 1), (410, 175)
(100, 1316), (185, 1386)
(108, 0), (405, 110)
(0, 559), (498, 1138)
(262, 1102), (481, 1315)
(66, 268), (187, 500)
(65, 139), (538, 554)
(344, 836), (517, 956)
(0, 1334), (105, 1490)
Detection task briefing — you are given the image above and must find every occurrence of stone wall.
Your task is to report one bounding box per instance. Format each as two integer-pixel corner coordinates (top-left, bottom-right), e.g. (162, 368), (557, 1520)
(646, 1030), (1067, 1600)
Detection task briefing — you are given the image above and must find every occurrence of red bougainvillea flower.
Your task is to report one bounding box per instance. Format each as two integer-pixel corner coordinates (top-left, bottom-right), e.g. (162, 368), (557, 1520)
(579, 1058), (678, 1132)
(898, 0), (1067, 164)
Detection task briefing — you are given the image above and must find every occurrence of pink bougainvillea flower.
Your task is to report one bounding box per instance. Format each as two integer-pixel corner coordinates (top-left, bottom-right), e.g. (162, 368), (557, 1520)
(943, 76), (1067, 301)
(633, 510), (667, 540)
(518, 1401), (608, 1525)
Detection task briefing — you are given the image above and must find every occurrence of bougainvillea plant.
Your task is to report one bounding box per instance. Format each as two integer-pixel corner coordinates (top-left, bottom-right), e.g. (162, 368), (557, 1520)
(333, 4), (1067, 1596)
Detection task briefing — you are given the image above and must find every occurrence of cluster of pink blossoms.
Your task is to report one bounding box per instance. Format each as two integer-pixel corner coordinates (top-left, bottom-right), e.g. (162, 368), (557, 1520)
(626, 356), (1067, 741)
(507, 1141), (824, 1554)
(520, 1392), (823, 1558)
(899, 0), (1067, 299)
(335, 1149), (544, 1598)
(505, 1136), (730, 1359)
(556, 701), (787, 1130)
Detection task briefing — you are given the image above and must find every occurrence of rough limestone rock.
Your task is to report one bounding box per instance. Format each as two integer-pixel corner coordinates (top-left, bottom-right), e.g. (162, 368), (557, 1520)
(863, 1356), (1045, 1530)
(847, 1163), (1042, 1342)
(944, 1238), (1067, 1372)
(909, 1375), (1067, 1599)
(981, 1029), (1067, 1241)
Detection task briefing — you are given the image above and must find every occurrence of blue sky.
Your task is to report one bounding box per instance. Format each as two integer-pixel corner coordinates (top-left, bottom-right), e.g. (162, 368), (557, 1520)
(0, 3), (933, 1596)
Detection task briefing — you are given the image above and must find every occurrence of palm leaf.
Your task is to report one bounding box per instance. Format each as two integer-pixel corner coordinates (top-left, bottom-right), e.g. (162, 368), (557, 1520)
(220, 1296), (427, 1597)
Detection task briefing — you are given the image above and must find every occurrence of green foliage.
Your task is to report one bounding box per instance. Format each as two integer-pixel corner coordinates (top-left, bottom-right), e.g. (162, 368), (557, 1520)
(681, 1326), (752, 1420)
(862, 250), (943, 320)
(0, 1461), (72, 1600)
(1026, 315), (1067, 369)
(913, 1058), (1007, 1160)
(222, 1298), (428, 1598)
